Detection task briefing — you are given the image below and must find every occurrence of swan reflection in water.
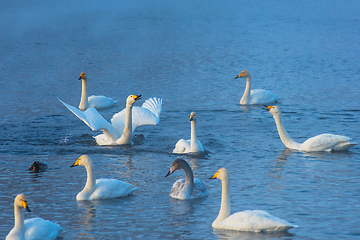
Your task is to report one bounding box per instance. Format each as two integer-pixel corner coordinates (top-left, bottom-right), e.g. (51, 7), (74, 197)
(213, 228), (294, 240)
(77, 200), (97, 228)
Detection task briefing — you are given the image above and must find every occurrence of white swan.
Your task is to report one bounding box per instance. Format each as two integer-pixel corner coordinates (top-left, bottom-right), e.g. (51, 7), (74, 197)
(78, 72), (117, 110)
(59, 95), (162, 145)
(210, 168), (297, 232)
(173, 112), (204, 154)
(6, 194), (63, 240)
(165, 158), (208, 200)
(235, 70), (280, 105)
(265, 106), (357, 151)
(70, 155), (137, 200)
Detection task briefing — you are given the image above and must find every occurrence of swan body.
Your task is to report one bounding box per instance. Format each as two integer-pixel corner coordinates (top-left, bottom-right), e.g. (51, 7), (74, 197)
(265, 106), (357, 152)
(6, 194), (63, 240)
(235, 70), (280, 105)
(59, 95), (162, 145)
(210, 168), (297, 232)
(78, 72), (117, 110)
(70, 155), (137, 200)
(173, 112), (204, 154)
(165, 159), (208, 200)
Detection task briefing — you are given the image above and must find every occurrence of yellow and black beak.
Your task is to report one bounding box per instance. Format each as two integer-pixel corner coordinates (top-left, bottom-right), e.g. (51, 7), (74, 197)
(22, 200), (31, 212)
(209, 171), (219, 179)
(264, 105), (274, 111)
(70, 158), (80, 168)
(132, 95), (142, 101)
(190, 115), (195, 121)
(234, 72), (243, 79)
(78, 72), (85, 80)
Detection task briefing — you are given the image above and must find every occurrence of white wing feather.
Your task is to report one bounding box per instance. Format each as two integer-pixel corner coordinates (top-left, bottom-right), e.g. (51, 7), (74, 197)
(111, 97), (162, 132)
(24, 217), (63, 240)
(173, 139), (190, 153)
(89, 179), (138, 200)
(88, 95), (118, 109)
(249, 89), (280, 105)
(216, 210), (297, 232)
(59, 99), (120, 141)
(301, 133), (356, 151)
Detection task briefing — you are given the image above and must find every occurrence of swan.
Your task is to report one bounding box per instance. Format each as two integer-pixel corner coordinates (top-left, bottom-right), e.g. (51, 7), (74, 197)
(173, 112), (204, 154)
(165, 158), (208, 200)
(265, 106), (357, 151)
(78, 72), (117, 110)
(28, 161), (48, 173)
(235, 70), (280, 105)
(210, 168), (297, 232)
(6, 194), (63, 240)
(70, 155), (137, 200)
(59, 95), (162, 145)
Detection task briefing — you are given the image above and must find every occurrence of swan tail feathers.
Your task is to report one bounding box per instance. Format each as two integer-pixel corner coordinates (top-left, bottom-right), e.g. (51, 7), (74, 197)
(333, 141), (357, 151)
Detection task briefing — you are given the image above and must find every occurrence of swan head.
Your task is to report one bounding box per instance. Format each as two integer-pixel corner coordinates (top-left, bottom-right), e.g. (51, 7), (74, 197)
(234, 70), (250, 79)
(264, 105), (281, 116)
(70, 155), (91, 168)
(190, 112), (196, 121)
(210, 168), (229, 181)
(165, 158), (188, 177)
(126, 95), (142, 105)
(78, 72), (87, 80)
(15, 194), (31, 212)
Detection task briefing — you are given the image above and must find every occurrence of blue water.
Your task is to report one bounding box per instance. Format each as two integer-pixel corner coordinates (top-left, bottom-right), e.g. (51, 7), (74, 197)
(1, 0), (360, 239)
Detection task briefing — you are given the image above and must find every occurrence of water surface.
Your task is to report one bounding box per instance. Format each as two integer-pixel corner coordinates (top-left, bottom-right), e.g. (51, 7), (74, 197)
(1, 0), (359, 239)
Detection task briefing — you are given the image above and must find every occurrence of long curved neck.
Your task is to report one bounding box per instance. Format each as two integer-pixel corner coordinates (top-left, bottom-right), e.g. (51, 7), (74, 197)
(14, 204), (25, 231)
(213, 175), (231, 226)
(79, 79), (89, 110)
(240, 76), (251, 104)
(190, 120), (198, 151)
(84, 161), (96, 194)
(116, 103), (133, 145)
(182, 163), (194, 196)
(272, 113), (301, 150)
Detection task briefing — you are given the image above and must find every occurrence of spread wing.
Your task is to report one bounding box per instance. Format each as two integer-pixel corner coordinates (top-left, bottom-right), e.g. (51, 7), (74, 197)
(59, 99), (120, 141)
(111, 97), (162, 132)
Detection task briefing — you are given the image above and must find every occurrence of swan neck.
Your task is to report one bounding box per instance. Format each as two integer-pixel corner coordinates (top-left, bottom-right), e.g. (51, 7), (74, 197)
(84, 160), (96, 193)
(190, 120), (197, 149)
(182, 164), (194, 195)
(240, 76), (251, 104)
(116, 103), (133, 144)
(14, 204), (25, 230)
(214, 176), (231, 225)
(125, 104), (133, 131)
(79, 79), (88, 110)
(273, 113), (301, 150)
